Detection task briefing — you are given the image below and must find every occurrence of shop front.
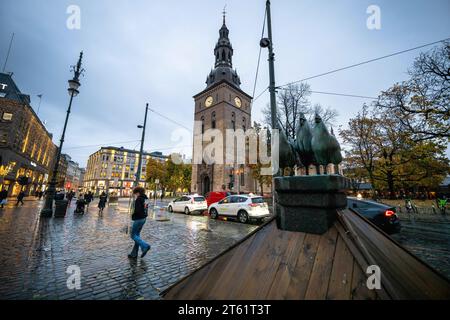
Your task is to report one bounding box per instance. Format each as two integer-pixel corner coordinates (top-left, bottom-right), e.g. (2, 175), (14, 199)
(0, 150), (51, 197)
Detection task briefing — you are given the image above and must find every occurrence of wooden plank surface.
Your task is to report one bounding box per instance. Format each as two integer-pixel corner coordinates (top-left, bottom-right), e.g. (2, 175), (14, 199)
(164, 211), (442, 300)
(326, 235), (354, 300)
(284, 233), (322, 300)
(207, 221), (277, 300)
(340, 209), (450, 300)
(236, 226), (294, 299)
(335, 218), (388, 300)
(304, 226), (338, 299)
(266, 231), (306, 299)
(350, 260), (377, 300)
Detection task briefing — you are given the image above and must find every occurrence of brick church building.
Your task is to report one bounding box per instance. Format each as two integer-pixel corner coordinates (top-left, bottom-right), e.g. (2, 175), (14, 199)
(191, 14), (255, 195)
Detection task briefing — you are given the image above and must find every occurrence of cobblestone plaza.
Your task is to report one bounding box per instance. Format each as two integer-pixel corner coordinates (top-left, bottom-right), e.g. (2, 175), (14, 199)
(0, 199), (258, 300)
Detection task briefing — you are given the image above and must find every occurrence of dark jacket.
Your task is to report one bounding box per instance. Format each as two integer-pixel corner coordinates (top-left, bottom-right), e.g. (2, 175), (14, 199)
(132, 194), (148, 221)
(98, 195), (107, 208)
(0, 190), (7, 200)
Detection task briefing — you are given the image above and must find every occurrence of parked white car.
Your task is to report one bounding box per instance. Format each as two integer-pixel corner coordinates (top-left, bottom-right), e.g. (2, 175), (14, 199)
(167, 195), (207, 215)
(208, 194), (270, 223)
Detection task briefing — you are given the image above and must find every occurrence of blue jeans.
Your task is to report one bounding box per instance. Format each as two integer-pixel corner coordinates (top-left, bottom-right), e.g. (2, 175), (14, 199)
(130, 218), (150, 257)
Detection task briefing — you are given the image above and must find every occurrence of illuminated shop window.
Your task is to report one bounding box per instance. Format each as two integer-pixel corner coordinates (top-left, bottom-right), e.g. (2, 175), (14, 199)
(2, 112), (13, 121)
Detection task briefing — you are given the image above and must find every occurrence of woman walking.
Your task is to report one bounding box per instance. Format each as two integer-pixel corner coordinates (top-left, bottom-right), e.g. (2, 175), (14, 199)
(128, 186), (151, 259)
(98, 192), (107, 215)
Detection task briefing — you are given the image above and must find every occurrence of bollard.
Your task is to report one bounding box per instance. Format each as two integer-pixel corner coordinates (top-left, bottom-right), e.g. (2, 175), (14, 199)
(54, 199), (69, 218)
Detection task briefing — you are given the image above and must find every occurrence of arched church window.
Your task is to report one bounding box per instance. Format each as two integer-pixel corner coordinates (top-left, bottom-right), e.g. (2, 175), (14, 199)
(228, 52), (231, 62)
(201, 116), (205, 134)
(211, 112), (216, 129)
(242, 117), (246, 131)
(231, 112), (235, 130)
(222, 50), (226, 61)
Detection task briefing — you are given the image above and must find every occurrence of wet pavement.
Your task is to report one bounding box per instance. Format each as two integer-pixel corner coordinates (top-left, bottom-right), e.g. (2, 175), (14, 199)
(0, 199), (259, 300)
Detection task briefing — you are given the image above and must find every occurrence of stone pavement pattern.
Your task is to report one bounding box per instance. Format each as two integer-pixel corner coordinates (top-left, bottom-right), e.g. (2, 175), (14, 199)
(0, 199), (258, 300)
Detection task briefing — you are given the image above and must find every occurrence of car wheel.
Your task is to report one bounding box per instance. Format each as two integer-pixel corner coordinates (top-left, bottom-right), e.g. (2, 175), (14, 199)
(168, 205), (173, 213)
(184, 207), (190, 215)
(238, 210), (249, 224)
(210, 208), (218, 219)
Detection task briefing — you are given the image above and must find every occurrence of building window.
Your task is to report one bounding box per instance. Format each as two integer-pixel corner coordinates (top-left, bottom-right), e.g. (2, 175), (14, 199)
(2, 112), (13, 121)
(0, 132), (7, 145)
(231, 112), (235, 130)
(211, 112), (216, 129)
(201, 116), (205, 134)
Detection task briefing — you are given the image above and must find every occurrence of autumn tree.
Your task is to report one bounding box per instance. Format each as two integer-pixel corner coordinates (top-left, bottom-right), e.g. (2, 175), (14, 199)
(341, 105), (449, 198)
(376, 41), (450, 141)
(146, 154), (192, 195)
(145, 157), (168, 191)
(248, 122), (272, 195)
(340, 105), (379, 189)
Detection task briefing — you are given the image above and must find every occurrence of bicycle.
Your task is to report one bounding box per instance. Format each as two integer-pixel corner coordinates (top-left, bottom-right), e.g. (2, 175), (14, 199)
(437, 198), (447, 215)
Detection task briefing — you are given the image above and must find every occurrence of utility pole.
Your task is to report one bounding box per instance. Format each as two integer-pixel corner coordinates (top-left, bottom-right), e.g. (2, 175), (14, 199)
(135, 103), (149, 188)
(266, 0), (277, 131)
(260, 0), (279, 177)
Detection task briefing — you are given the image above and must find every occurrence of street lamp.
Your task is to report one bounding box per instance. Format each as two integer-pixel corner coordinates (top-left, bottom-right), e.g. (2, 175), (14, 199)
(135, 103), (149, 188)
(41, 52), (84, 217)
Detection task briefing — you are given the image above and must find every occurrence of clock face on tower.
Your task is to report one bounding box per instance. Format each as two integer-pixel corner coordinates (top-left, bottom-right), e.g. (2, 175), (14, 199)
(234, 96), (242, 108)
(205, 96), (214, 107)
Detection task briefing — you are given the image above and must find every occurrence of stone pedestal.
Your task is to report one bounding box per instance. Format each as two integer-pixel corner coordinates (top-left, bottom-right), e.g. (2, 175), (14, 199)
(274, 175), (350, 234)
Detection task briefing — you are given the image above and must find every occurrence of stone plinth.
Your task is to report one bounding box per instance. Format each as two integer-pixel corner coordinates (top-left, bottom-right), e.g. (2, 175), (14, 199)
(274, 175), (350, 234)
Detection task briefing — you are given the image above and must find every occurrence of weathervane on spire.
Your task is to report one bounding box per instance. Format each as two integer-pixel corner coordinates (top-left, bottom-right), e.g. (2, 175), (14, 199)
(222, 4), (227, 24)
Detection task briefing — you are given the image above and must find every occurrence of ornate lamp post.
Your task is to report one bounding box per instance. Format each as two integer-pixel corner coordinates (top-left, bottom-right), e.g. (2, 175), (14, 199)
(41, 52), (84, 217)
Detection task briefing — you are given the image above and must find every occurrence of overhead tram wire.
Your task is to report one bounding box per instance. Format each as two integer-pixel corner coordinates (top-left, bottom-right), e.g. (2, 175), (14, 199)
(252, 37), (450, 103)
(64, 140), (141, 150)
(147, 107), (192, 132)
(310, 91), (377, 100)
(251, 7), (267, 103)
(276, 88), (379, 100)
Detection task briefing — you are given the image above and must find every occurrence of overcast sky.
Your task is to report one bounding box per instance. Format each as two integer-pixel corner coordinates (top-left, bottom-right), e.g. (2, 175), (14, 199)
(1, 0), (449, 167)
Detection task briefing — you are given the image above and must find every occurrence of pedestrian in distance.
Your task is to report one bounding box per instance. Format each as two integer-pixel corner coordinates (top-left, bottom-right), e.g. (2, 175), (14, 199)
(98, 192), (107, 215)
(16, 191), (25, 206)
(84, 192), (93, 208)
(128, 186), (151, 259)
(0, 189), (8, 209)
(67, 190), (75, 204)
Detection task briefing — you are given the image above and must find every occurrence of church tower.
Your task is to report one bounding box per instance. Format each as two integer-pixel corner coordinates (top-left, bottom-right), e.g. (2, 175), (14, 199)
(191, 14), (253, 195)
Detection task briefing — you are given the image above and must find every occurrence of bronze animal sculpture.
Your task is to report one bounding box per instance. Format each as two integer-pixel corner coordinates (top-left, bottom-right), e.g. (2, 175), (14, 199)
(311, 114), (342, 174)
(295, 112), (315, 174)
